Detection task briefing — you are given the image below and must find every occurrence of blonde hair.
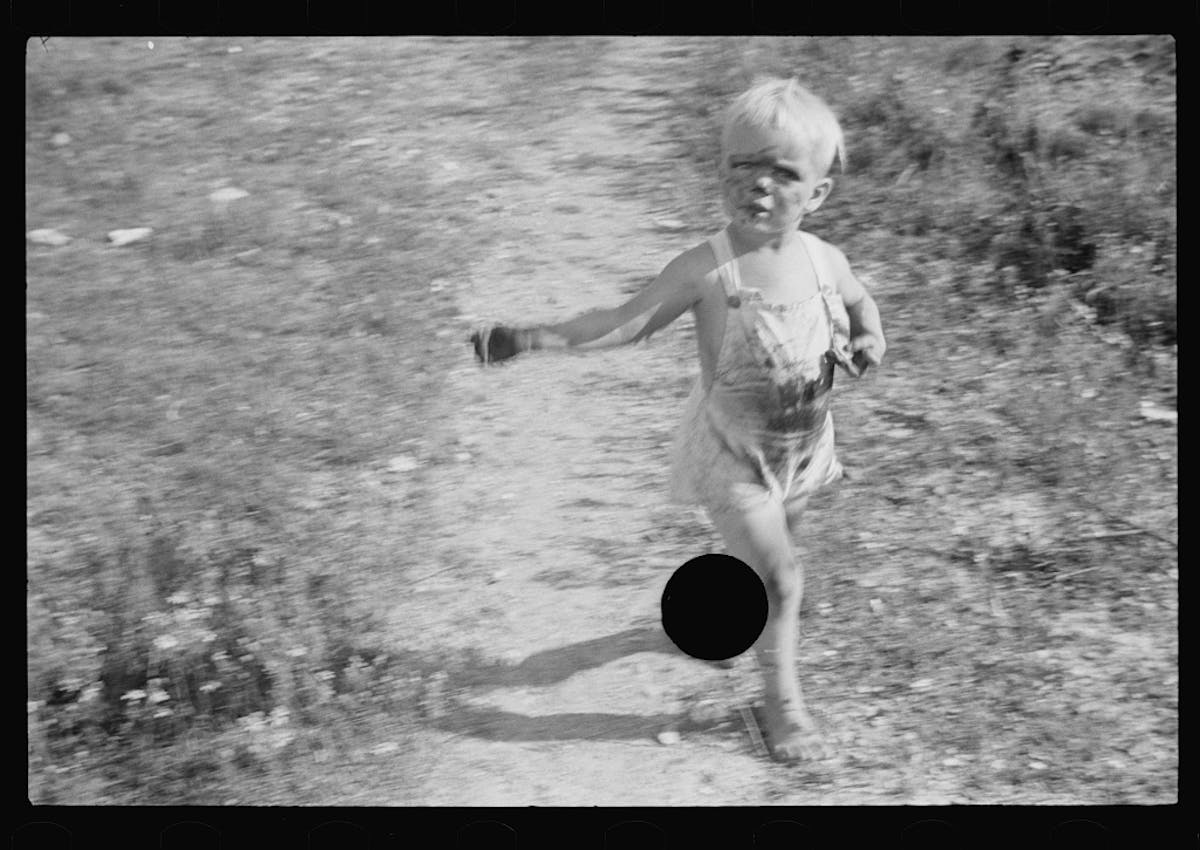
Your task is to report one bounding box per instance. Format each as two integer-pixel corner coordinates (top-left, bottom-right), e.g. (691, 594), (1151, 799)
(721, 77), (846, 176)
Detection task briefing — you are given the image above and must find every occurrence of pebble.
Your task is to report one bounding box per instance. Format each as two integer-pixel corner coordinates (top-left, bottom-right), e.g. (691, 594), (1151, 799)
(656, 730), (681, 746)
(387, 455), (420, 473)
(209, 186), (249, 204)
(868, 598), (885, 614)
(107, 227), (152, 246)
(27, 228), (71, 246)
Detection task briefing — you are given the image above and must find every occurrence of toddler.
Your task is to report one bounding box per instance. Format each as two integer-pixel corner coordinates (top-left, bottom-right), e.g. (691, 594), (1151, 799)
(471, 77), (886, 762)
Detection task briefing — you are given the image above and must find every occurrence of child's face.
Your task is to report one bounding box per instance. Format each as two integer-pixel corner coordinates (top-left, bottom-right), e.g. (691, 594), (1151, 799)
(720, 121), (833, 236)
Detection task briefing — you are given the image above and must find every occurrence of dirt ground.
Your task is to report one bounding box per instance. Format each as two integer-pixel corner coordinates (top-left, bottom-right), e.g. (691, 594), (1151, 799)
(26, 36), (1177, 807)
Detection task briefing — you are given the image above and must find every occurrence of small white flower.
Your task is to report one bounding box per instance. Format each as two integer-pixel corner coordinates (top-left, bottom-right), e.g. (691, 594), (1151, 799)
(147, 688), (170, 704)
(79, 683), (102, 703)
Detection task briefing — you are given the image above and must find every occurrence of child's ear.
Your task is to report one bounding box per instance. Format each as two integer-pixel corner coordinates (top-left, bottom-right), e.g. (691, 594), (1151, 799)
(805, 178), (834, 213)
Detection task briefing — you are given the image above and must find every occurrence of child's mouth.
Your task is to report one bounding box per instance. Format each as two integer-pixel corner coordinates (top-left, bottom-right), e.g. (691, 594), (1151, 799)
(747, 197), (774, 217)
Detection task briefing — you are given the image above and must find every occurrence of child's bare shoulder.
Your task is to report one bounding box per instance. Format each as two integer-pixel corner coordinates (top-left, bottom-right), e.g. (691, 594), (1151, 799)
(658, 239), (722, 297)
(802, 231), (853, 274)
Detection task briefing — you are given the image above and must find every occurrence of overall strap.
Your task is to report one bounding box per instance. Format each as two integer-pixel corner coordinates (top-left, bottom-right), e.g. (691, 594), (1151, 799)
(798, 231), (834, 297)
(707, 229), (743, 299)
(799, 231), (852, 348)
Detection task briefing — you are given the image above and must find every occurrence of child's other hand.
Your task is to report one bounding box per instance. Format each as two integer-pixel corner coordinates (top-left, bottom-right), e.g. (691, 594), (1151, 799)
(849, 334), (885, 373)
(470, 325), (533, 364)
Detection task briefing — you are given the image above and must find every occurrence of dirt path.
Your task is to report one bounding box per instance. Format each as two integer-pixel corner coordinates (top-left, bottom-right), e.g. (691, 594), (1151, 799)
(375, 37), (794, 806)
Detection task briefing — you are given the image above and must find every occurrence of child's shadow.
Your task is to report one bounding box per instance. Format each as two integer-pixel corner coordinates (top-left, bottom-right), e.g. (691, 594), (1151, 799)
(431, 623), (706, 743)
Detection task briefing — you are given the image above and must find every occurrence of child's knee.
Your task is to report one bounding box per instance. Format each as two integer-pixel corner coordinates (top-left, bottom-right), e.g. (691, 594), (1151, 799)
(760, 557), (801, 604)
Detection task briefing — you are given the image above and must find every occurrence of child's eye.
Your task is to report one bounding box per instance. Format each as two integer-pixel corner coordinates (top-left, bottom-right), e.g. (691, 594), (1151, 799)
(774, 168), (800, 181)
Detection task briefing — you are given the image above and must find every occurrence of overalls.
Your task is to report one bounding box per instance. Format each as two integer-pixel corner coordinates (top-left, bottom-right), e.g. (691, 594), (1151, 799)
(669, 228), (853, 518)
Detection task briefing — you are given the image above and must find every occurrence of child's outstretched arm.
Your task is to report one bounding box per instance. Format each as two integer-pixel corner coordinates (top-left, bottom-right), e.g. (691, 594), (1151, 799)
(471, 250), (705, 364)
(830, 247), (886, 371)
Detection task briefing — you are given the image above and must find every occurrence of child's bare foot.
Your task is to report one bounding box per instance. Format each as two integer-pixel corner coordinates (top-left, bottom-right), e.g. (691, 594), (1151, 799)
(758, 700), (832, 763)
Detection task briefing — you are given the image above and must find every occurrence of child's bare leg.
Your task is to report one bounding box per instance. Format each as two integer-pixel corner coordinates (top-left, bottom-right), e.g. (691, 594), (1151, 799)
(711, 500), (831, 762)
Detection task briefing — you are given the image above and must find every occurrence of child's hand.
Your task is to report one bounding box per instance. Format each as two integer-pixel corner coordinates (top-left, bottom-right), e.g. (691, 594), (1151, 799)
(849, 334), (885, 373)
(470, 325), (534, 364)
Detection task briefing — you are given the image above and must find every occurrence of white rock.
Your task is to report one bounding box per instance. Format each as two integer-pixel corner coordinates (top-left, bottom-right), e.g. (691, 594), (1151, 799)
(656, 730), (681, 746)
(27, 228), (71, 246)
(51, 132), (72, 147)
(1138, 400), (1176, 424)
(209, 187), (249, 204)
(107, 227), (152, 246)
(387, 455), (420, 473)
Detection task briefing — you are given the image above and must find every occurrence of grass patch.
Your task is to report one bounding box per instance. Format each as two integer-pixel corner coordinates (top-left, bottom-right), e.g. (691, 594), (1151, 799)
(669, 36), (1176, 346)
(25, 37), (497, 803)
